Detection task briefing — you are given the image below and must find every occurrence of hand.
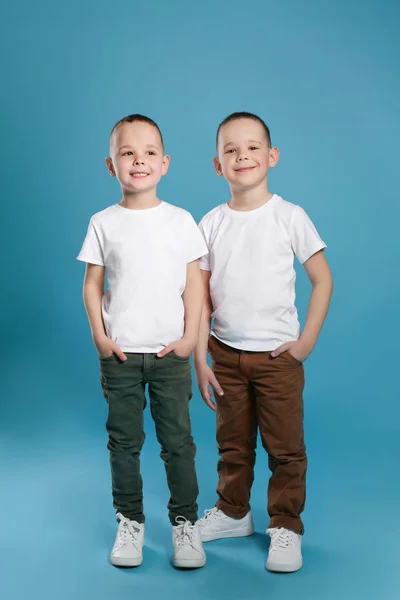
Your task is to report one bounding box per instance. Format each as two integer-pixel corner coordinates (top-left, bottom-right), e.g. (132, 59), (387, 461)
(94, 335), (127, 361)
(271, 339), (313, 363)
(157, 335), (196, 359)
(195, 363), (223, 411)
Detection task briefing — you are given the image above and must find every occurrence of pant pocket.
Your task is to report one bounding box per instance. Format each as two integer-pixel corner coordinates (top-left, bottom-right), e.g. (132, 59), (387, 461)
(169, 351), (191, 362)
(100, 373), (108, 400)
(99, 353), (116, 362)
(283, 351), (303, 366)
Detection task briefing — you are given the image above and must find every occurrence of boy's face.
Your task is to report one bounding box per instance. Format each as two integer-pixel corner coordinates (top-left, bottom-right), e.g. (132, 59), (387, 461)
(106, 121), (169, 193)
(214, 119), (279, 190)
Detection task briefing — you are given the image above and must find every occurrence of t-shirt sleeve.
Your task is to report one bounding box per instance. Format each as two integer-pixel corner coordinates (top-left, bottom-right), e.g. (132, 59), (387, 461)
(76, 219), (105, 266)
(198, 219), (211, 271)
(182, 213), (209, 264)
(289, 206), (327, 265)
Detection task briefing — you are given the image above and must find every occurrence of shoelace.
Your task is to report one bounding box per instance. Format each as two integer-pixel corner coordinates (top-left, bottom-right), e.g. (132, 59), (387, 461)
(198, 507), (220, 525)
(174, 517), (198, 549)
(116, 512), (142, 551)
(267, 528), (296, 550)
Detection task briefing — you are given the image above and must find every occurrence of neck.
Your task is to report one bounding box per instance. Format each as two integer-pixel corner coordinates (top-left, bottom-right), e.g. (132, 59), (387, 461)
(229, 180), (273, 211)
(120, 188), (161, 210)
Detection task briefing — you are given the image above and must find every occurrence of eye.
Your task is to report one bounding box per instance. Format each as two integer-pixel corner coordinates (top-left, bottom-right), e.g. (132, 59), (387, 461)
(122, 151), (133, 156)
(225, 148), (236, 154)
(147, 151), (156, 156)
(250, 146), (259, 151)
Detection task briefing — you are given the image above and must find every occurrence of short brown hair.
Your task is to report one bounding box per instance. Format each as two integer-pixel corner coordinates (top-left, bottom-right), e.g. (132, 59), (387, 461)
(110, 114), (164, 149)
(216, 112), (272, 149)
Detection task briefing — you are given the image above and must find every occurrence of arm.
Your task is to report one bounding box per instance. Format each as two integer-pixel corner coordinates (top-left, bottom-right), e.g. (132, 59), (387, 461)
(83, 264), (127, 360)
(194, 270), (213, 368)
(182, 259), (204, 345)
(272, 250), (333, 361)
(193, 270), (224, 411)
(300, 250), (333, 351)
(157, 259), (204, 358)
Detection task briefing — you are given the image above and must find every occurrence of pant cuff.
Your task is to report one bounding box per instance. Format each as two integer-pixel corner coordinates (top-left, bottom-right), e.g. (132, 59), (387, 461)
(268, 515), (304, 535)
(216, 500), (251, 519)
(115, 511), (145, 524)
(169, 513), (198, 525)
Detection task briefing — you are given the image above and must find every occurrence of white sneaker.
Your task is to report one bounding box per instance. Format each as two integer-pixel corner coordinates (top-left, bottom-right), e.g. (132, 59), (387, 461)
(266, 527), (302, 572)
(172, 517), (206, 568)
(197, 507), (254, 542)
(110, 513), (144, 567)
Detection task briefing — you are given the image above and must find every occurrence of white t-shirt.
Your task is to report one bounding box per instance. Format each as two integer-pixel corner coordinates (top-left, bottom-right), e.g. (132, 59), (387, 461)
(77, 201), (208, 353)
(199, 194), (327, 351)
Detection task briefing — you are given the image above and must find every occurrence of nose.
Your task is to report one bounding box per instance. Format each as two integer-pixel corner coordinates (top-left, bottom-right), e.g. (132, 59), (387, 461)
(133, 155), (145, 165)
(237, 150), (249, 161)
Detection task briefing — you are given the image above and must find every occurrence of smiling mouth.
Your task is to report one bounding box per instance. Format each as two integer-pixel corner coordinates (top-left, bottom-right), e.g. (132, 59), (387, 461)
(131, 172), (150, 178)
(234, 166), (256, 172)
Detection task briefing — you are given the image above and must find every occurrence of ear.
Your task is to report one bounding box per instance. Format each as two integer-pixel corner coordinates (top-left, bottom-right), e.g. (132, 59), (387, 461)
(161, 154), (170, 176)
(105, 157), (116, 177)
(268, 147), (280, 168)
(213, 156), (223, 177)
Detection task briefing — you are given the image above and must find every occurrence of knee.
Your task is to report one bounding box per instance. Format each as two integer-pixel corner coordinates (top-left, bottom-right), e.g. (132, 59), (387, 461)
(268, 444), (307, 465)
(159, 433), (196, 459)
(107, 431), (145, 453)
(218, 435), (257, 455)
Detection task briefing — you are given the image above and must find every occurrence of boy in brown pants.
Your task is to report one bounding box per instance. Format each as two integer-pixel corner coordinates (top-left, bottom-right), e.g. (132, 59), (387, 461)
(195, 112), (333, 572)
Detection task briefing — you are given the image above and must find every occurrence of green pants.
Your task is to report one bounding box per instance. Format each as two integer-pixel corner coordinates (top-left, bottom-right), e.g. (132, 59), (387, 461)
(99, 352), (199, 525)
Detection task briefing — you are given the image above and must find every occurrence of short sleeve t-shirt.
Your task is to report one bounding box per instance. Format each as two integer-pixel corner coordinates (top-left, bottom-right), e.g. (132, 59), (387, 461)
(77, 201), (208, 353)
(199, 194), (326, 351)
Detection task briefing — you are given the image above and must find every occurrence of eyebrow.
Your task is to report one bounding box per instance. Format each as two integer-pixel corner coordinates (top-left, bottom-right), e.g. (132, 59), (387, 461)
(223, 139), (263, 149)
(118, 144), (161, 151)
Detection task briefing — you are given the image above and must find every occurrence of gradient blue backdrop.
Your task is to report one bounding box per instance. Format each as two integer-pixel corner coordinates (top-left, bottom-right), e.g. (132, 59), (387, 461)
(1, 1), (399, 599)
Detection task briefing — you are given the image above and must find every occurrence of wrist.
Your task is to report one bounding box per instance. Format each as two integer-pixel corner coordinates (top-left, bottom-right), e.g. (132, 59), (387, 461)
(93, 331), (108, 344)
(182, 333), (198, 346)
(194, 354), (208, 369)
(298, 333), (316, 352)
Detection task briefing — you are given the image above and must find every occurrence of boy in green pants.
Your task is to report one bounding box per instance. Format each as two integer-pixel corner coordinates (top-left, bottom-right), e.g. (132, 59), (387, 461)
(78, 114), (207, 569)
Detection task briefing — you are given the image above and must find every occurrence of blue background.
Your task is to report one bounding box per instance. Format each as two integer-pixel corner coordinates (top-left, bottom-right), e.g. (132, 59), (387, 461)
(1, 1), (399, 598)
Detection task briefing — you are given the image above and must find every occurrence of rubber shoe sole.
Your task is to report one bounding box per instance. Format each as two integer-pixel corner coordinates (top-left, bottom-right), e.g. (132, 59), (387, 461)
(201, 523), (254, 542)
(173, 555), (206, 568)
(110, 554), (143, 567)
(266, 557), (302, 573)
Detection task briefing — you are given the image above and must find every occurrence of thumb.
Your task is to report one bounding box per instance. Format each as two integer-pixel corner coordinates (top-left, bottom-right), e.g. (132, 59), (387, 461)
(157, 343), (174, 358)
(271, 343), (290, 358)
(114, 345), (127, 361)
(210, 373), (224, 396)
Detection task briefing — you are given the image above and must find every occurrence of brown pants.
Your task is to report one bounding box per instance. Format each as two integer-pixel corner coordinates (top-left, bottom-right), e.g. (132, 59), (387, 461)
(208, 336), (306, 534)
